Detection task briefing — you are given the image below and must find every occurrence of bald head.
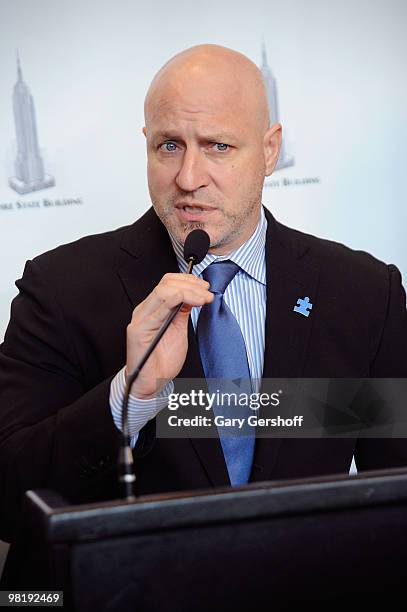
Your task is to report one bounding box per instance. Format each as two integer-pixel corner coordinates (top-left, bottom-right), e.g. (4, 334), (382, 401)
(144, 44), (270, 134)
(142, 44), (282, 255)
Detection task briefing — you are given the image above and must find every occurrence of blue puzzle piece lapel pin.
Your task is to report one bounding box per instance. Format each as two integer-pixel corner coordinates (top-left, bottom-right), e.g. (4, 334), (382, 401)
(293, 296), (313, 317)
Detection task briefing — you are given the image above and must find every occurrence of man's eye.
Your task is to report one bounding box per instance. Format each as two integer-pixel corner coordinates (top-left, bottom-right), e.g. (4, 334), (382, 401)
(213, 143), (229, 152)
(160, 142), (178, 152)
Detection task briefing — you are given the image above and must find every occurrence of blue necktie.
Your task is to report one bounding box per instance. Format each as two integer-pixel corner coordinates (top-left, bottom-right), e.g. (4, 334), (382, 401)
(197, 261), (255, 485)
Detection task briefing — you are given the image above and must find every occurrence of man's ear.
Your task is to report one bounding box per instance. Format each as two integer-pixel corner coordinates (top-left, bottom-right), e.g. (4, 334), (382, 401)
(142, 127), (147, 138)
(264, 123), (282, 176)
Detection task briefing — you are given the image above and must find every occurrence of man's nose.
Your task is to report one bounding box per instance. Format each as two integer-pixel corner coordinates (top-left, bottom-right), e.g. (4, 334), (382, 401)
(175, 148), (210, 192)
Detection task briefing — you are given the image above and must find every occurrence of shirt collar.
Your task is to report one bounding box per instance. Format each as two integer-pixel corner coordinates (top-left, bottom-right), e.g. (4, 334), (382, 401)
(169, 206), (267, 285)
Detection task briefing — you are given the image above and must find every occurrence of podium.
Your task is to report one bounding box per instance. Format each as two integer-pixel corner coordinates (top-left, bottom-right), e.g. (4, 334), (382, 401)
(10, 467), (407, 611)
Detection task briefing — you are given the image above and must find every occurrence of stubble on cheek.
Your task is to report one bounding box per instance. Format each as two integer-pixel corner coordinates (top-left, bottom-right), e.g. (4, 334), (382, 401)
(150, 168), (263, 249)
(152, 201), (211, 241)
(151, 197), (261, 250)
(150, 193), (194, 236)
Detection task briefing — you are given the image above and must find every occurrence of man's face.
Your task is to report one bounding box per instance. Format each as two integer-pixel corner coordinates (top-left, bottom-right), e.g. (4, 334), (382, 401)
(144, 72), (278, 255)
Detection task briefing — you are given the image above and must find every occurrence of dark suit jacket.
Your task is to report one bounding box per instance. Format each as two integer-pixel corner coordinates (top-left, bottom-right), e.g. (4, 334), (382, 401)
(1, 206), (407, 546)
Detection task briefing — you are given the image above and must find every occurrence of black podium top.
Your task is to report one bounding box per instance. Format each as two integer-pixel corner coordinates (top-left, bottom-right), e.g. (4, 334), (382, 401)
(26, 466), (407, 542)
(11, 467), (407, 611)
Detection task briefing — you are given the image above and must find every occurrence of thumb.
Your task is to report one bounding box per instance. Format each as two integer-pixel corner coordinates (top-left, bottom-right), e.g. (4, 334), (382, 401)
(179, 304), (193, 315)
(172, 304), (192, 331)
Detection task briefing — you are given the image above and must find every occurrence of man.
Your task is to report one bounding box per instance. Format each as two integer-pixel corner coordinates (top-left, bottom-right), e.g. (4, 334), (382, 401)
(1, 44), (407, 553)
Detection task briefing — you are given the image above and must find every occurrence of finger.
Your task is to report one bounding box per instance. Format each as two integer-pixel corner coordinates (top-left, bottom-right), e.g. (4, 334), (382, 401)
(160, 272), (209, 288)
(146, 286), (213, 325)
(162, 275), (209, 288)
(130, 286), (213, 333)
(133, 281), (211, 319)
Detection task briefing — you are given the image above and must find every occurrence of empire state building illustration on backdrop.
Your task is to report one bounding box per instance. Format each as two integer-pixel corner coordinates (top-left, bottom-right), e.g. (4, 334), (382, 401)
(260, 41), (294, 171)
(9, 54), (55, 195)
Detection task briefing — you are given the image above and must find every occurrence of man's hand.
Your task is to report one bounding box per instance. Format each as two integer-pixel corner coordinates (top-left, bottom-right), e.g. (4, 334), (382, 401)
(126, 273), (213, 399)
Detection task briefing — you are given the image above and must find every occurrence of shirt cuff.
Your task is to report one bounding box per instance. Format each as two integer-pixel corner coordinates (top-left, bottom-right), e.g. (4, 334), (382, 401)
(109, 366), (174, 442)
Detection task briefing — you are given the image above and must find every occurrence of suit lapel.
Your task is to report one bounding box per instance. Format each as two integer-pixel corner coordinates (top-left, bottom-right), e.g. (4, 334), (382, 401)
(117, 208), (179, 306)
(250, 209), (320, 483)
(117, 208), (229, 487)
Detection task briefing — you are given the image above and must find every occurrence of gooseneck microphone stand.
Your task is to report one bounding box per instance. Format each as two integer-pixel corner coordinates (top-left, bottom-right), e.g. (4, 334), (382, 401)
(119, 229), (210, 500)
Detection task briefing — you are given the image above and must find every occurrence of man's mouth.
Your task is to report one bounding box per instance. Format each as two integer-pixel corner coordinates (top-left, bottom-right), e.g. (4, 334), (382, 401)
(176, 203), (214, 212)
(175, 203), (216, 219)
(183, 205), (204, 213)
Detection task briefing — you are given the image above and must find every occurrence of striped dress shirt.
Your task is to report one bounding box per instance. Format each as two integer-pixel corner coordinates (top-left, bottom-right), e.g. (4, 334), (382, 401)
(110, 207), (267, 439)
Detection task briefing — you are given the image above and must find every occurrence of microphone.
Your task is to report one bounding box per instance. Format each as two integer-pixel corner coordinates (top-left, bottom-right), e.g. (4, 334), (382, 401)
(119, 229), (210, 500)
(183, 228), (210, 267)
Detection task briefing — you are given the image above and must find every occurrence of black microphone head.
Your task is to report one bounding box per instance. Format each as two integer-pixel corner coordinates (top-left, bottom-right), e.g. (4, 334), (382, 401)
(183, 229), (210, 265)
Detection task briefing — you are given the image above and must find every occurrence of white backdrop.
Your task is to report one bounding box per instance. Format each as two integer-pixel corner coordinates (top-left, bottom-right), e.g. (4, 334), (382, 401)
(1, 0), (406, 340)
